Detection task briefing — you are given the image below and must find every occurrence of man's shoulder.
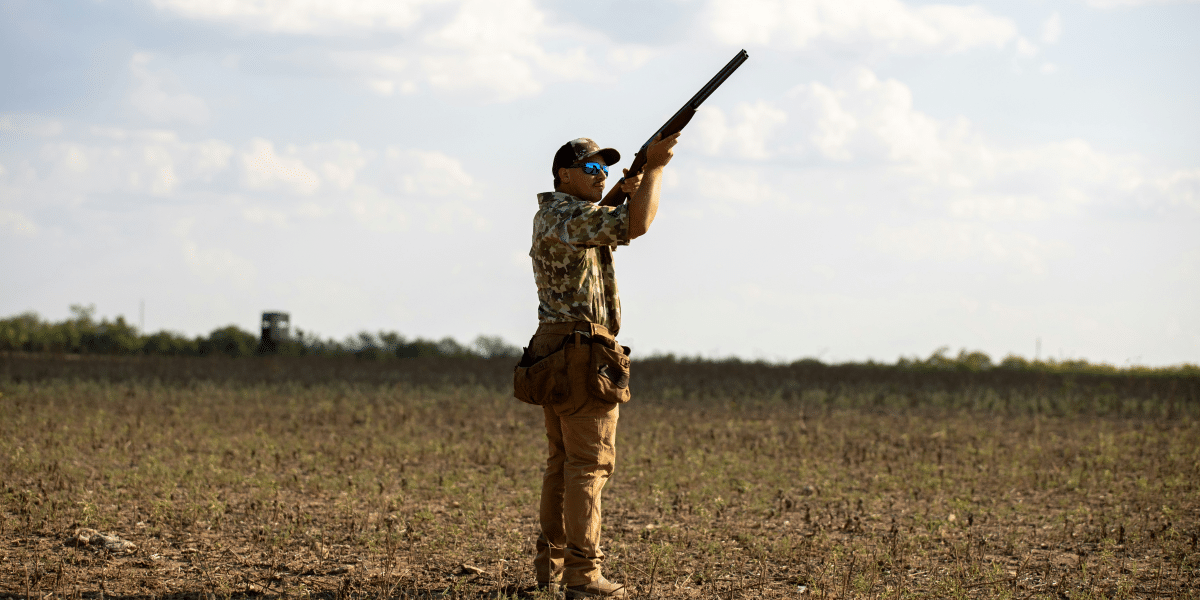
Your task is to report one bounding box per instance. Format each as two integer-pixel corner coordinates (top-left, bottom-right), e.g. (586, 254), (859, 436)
(537, 191), (583, 209)
(534, 192), (586, 225)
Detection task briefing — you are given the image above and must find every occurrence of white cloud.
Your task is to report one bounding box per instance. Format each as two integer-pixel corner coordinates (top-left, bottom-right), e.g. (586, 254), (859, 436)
(387, 148), (475, 197)
(0, 209), (39, 237)
(787, 68), (949, 166)
(149, 0), (443, 34)
(128, 53), (210, 125)
(7, 120), (491, 236)
(413, 0), (606, 100)
(173, 218), (257, 287)
(0, 113), (64, 139)
(692, 167), (789, 206)
(801, 83), (858, 160)
(154, 0), (645, 102)
(748, 68), (1199, 220)
(384, 147), (488, 232)
(1015, 37), (1039, 58)
(347, 187), (412, 233)
(1156, 168), (1200, 211)
(1084, 0), (1200, 8)
(282, 141), (375, 191)
(1041, 12), (1062, 44)
(34, 128), (232, 197)
(241, 205), (291, 228)
(705, 0), (1020, 54)
(691, 102), (788, 159)
(869, 221), (1070, 275)
(241, 138), (321, 194)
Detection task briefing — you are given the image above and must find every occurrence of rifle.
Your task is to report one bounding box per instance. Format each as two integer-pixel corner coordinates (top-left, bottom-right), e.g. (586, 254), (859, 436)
(600, 49), (749, 207)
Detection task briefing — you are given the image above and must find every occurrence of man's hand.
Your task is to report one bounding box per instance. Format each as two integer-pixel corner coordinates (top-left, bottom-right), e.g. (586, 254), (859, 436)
(619, 169), (642, 195)
(645, 132), (681, 170)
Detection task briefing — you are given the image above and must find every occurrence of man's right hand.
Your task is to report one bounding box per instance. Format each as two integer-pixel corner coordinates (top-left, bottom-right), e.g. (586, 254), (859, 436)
(645, 132), (681, 171)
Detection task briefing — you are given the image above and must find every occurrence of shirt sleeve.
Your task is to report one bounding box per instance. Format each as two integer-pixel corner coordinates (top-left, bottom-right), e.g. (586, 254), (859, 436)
(547, 202), (630, 248)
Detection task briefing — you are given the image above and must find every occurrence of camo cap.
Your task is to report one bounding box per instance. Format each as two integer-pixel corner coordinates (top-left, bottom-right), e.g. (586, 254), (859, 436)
(552, 138), (621, 178)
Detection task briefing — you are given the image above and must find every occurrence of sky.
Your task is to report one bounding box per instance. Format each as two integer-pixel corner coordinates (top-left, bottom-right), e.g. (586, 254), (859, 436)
(1, 0), (1197, 366)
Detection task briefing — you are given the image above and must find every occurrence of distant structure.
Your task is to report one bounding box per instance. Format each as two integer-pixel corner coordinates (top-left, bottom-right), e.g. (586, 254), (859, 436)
(259, 311), (290, 354)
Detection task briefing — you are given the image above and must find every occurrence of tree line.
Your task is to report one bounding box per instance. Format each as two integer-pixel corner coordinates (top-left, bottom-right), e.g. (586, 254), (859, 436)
(0, 305), (521, 360)
(1, 306), (1195, 376)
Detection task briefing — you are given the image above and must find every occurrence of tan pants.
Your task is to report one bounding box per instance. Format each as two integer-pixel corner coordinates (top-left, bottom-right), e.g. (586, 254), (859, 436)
(530, 322), (620, 587)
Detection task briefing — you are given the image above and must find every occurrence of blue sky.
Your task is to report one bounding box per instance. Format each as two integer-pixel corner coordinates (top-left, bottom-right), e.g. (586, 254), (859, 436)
(1, 0), (1197, 365)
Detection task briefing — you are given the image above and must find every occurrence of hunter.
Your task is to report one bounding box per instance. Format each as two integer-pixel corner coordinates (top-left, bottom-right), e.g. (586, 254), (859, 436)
(516, 132), (680, 598)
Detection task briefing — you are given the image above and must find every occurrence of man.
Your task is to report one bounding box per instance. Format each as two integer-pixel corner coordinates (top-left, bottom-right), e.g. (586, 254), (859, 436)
(522, 132), (680, 598)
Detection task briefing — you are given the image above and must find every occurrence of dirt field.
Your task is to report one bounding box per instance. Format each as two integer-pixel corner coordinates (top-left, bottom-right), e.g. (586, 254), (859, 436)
(1, 356), (1197, 599)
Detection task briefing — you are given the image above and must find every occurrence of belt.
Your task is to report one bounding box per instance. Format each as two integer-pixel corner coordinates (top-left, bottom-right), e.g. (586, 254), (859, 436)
(535, 321), (611, 337)
(532, 322), (616, 355)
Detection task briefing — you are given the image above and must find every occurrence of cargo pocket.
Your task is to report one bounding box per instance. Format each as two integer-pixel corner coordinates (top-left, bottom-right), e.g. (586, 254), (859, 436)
(513, 347), (569, 406)
(588, 338), (631, 403)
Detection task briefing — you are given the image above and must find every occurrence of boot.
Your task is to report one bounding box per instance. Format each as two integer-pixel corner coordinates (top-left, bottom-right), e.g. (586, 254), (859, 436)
(565, 576), (627, 598)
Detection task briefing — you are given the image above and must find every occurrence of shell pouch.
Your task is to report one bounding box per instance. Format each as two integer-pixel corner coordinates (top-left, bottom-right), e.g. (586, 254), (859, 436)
(513, 347), (569, 406)
(588, 338), (632, 403)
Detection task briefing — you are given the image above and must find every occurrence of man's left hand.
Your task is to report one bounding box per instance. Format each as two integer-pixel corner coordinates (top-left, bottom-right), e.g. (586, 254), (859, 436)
(619, 169), (642, 194)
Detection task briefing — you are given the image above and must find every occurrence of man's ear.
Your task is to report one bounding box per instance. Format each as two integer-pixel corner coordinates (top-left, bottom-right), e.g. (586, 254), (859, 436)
(557, 167), (571, 186)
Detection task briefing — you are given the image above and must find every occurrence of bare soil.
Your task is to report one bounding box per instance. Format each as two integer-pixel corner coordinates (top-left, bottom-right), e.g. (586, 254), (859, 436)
(1, 360), (1197, 599)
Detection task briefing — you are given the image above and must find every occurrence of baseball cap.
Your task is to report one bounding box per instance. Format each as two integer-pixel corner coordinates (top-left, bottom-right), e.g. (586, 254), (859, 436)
(552, 138), (621, 179)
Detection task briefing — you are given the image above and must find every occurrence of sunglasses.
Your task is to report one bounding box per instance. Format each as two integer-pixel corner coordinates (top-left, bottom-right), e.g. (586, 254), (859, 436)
(573, 161), (609, 178)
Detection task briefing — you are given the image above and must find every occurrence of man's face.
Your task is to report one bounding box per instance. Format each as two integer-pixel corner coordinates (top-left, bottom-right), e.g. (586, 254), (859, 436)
(557, 155), (607, 203)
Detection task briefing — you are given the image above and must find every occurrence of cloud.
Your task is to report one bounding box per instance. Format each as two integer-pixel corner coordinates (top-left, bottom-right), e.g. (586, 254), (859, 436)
(0, 209), (39, 237)
(787, 69), (948, 165)
(1083, 0), (1200, 8)
(360, 0), (612, 101)
(1041, 12), (1062, 44)
(154, 0), (647, 102)
(347, 187), (412, 233)
(704, 0), (1020, 54)
(241, 138), (321, 194)
(692, 167), (789, 207)
(1157, 168), (1200, 211)
(0, 114), (64, 140)
(691, 102), (789, 159)
(743, 68), (1200, 219)
(173, 219), (257, 287)
(384, 147), (488, 231)
(128, 53), (210, 125)
(869, 221), (1070, 275)
(386, 148), (475, 197)
(33, 128), (232, 197)
(149, 0), (443, 34)
(283, 141), (375, 191)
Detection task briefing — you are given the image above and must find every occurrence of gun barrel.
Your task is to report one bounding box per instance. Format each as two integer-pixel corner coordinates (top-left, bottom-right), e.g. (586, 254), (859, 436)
(689, 49), (750, 109)
(638, 49), (750, 151)
(602, 49), (749, 206)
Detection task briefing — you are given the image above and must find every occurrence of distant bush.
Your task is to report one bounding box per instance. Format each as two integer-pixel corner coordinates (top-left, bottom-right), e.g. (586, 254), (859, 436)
(892, 346), (1199, 377)
(2, 307), (1195, 376)
(0, 306), (520, 361)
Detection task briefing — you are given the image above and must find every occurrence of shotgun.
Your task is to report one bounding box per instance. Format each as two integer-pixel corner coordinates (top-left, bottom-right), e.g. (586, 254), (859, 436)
(600, 49), (749, 207)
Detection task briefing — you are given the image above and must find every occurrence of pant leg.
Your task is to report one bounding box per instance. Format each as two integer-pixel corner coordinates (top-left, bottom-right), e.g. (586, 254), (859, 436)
(536, 404), (567, 583)
(555, 344), (620, 587)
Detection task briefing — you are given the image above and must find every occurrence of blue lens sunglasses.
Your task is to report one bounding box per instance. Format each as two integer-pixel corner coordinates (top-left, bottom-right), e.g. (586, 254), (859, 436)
(574, 161), (609, 178)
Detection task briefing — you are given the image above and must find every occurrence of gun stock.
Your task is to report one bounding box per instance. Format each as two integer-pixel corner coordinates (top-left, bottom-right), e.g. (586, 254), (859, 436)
(601, 49), (749, 207)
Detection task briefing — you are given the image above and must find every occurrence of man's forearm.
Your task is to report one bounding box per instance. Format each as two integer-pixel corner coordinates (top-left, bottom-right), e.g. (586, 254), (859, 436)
(628, 166), (663, 239)
(600, 184), (624, 207)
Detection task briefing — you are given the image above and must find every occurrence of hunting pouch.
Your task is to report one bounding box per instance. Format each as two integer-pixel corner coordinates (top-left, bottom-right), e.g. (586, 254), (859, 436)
(513, 345), (568, 406)
(588, 336), (632, 404)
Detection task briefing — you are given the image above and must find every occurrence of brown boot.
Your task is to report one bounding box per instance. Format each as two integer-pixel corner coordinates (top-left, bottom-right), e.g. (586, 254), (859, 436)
(565, 576), (627, 598)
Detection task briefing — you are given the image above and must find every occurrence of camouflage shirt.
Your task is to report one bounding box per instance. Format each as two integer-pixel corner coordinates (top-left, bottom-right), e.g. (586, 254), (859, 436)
(531, 191), (630, 335)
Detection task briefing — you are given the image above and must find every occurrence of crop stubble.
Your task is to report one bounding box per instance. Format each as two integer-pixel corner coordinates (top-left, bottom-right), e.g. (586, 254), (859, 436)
(1, 356), (1197, 599)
